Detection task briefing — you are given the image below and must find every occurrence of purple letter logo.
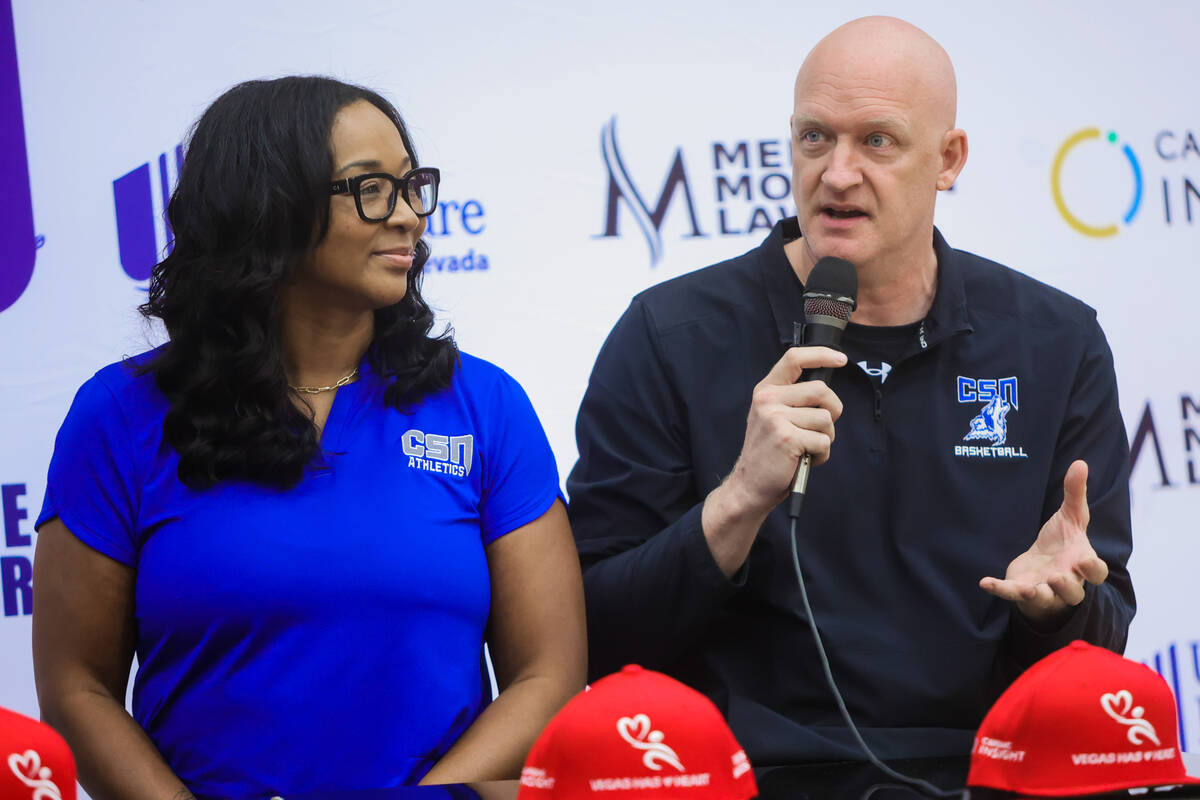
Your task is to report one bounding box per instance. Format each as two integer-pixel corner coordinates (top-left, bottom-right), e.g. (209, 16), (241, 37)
(0, 0), (36, 312)
(113, 145), (182, 281)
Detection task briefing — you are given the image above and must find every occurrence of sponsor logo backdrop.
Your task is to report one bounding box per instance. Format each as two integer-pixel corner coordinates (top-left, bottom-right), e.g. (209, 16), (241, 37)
(2, 0), (1197, 780)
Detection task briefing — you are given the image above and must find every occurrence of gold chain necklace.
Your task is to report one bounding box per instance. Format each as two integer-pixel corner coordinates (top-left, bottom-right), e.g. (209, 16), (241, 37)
(288, 367), (359, 395)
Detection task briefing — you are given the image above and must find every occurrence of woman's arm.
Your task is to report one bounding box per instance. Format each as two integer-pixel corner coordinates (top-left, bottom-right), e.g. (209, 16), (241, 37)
(420, 500), (587, 784)
(33, 520), (194, 800)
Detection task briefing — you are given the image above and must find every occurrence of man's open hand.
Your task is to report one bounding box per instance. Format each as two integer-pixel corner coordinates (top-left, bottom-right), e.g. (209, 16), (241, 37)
(979, 460), (1109, 626)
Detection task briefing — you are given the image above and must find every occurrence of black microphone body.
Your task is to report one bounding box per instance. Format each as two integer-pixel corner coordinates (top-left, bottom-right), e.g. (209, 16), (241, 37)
(788, 257), (858, 518)
(797, 322), (845, 385)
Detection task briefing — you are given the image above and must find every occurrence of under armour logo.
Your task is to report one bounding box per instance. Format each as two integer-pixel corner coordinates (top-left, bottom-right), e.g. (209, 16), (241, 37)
(856, 360), (892, 383)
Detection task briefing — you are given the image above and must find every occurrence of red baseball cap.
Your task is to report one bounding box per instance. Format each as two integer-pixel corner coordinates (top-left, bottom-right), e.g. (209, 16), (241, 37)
(519, 664), (757, 799)
(968, 640), (1200, 797)
(0, 706), (76, 800)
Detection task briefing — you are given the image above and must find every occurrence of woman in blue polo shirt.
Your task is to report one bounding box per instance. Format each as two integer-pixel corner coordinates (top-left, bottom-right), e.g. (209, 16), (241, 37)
(31, 76), (586, 800)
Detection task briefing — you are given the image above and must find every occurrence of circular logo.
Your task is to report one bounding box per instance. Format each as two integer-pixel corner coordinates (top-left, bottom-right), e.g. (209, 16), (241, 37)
(1051, 127), (1142, 238)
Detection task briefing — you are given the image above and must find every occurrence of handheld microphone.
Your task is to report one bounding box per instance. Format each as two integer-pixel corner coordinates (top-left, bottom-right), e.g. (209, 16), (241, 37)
(788, 256), (858, 519)
(783, 257), (956, 797)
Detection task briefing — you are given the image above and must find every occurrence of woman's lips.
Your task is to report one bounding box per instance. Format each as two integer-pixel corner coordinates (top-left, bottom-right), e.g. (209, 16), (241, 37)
(373, 249), (414, 267)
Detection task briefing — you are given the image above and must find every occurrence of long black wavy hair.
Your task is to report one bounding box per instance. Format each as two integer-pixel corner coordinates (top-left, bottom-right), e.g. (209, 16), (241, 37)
(139, 76), (458, 490)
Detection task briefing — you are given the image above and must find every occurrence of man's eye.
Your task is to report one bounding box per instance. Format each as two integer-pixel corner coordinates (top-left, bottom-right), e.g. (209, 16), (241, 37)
(868, 134), (889, 147)
(802, 130), (823, 144)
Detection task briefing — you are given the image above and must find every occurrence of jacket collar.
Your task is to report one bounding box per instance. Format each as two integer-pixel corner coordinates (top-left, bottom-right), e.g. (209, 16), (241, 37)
(760, 218), (973, 349)
(762, 217), (808, 347)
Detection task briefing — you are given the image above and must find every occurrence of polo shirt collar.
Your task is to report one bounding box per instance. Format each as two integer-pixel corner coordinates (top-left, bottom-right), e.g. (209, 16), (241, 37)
(925, 227), (974, 347)
(760, 218), (973, 349)
(762, 217), (807, 347)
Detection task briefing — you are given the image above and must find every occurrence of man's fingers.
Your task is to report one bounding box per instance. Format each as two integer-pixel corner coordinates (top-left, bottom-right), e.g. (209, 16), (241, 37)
(762, 346), (848, 386)
(1078, 554), (1109, 585)
(1061, 459), (1090, 527)
(767, 414), (833, 464)
(1047, 573), (1086, 606)
(779, 406), (836, 440)
(979, 576), (1037, 604)
(768, 379), (845, 421)
(799, 431), (834, 466)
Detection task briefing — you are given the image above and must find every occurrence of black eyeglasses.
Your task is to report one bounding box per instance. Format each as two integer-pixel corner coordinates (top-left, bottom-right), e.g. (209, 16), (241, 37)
(329, 167), (440, 222)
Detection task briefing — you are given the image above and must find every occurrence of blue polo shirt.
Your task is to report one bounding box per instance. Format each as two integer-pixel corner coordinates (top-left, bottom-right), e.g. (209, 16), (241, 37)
(37, 351), (562, 799)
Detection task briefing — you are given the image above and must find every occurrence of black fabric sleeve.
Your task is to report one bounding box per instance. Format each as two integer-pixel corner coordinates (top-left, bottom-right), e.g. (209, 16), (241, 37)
(1007, 310), (1135, 665)
(567, 298), (745, 681)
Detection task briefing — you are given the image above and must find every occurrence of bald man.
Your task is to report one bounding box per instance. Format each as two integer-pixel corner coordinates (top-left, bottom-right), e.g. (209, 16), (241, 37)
(567, 17), (1134, 763)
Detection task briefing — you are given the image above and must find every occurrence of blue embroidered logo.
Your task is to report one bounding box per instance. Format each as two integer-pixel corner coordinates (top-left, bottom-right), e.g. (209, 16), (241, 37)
(955, 376), (1028, 459)
(965, 396), (1011, 446)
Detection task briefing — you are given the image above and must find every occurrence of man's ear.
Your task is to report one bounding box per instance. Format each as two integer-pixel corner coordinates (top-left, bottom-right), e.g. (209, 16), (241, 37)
(937, 129), (968, 191)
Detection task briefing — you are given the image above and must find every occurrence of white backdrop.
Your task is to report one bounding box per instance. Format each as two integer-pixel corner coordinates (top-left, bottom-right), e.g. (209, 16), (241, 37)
(2, 0), (1198, 765)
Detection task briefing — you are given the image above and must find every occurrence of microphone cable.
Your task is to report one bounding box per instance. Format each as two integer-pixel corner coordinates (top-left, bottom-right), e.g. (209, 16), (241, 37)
(787, 506), (965, 799)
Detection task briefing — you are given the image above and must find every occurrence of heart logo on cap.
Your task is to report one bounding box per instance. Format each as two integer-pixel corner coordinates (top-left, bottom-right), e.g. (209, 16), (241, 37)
(7, 749), (63, 800)
(616, 714), (685, 772)
(1101, 690), (1134, 719)
(618, 715), (651, 744)
(10, 750), (41, 779)
(1100, 690), (1161, 747)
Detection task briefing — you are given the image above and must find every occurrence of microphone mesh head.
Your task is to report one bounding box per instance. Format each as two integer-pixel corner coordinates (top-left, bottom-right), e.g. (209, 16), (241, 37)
(803, 294), (853, 322)
(802, 256), (858, 324)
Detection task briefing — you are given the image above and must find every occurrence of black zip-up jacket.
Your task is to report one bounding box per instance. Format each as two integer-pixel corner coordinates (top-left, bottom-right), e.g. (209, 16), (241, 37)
(567, 218), (1135, 764)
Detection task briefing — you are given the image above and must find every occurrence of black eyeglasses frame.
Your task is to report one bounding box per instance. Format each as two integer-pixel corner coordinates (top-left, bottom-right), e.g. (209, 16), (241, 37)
(329, 166), (441, 222)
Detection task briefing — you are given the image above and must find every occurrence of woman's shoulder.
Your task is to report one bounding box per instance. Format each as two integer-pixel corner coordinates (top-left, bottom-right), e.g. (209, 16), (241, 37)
(451, 350), (528, 398)
(72, 348), (167, 424)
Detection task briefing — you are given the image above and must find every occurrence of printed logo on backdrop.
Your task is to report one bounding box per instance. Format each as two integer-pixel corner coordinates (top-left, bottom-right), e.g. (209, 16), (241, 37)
(0, 0), (44, 313)
(1052, 125), (1200, 237)
(596, 116), (796, 267)
(113, 144), (183, 282)
(423, 190), (489, 274)
(111, 150), (490, 277)
(1143, 642), (1200, 753)
(954, 376), (1028, 459)
(1128, 392), (1200, 490)
(1, 483), (33, 619)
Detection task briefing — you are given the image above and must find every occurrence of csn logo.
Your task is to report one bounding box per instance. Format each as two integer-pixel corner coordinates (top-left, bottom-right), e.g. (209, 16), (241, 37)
(953, 376), (1028, 459)
(1052, 125), (1200, 238)
(0, 0), (42, 314)
(596, 115), (797, 267)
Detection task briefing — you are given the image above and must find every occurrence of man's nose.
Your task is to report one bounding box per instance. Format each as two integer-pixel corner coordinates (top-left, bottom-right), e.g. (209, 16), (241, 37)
(821, 141), (862, 192)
